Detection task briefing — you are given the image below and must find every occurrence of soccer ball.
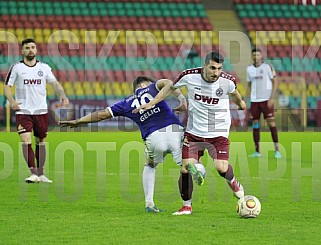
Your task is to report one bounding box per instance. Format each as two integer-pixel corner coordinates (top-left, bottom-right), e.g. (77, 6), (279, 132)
(194, 163), (206, 178)
(237, 195), (261, 218)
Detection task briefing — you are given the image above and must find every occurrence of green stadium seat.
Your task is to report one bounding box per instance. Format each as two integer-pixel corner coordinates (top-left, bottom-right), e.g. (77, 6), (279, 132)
(71, 8), (81, 16)
(81, 8), (90, 16)
(90, 8), (99, 16)
(308, 97), (317, 108)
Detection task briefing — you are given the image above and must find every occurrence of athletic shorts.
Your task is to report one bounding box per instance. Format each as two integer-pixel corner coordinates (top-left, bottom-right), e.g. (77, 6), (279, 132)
(182, 132), (229, 161)
(250, 101), (274, 120)
(16, 114), (48, 139)
(145, 124), (184, 165)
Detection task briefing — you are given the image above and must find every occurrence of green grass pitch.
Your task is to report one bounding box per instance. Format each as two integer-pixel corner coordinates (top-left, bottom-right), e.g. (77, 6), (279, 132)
(1, 131), (321, 244)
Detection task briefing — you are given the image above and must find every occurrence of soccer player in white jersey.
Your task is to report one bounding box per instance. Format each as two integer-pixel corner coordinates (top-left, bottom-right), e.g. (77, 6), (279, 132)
(4, 38), (69, 183)
(134, 51), (246, 215)
(246, 48), (281, 159)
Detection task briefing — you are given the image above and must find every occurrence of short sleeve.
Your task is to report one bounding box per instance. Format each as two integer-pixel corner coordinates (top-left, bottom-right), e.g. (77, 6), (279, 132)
(246, 67), (251, 82)
(5, 64), (17, 86)
(268, 64), (276, 79)
(45, 64), (57, 83)
(109, 100), (126, 117)
(173, 71), (188, 88)
(229, 80), (236, 94)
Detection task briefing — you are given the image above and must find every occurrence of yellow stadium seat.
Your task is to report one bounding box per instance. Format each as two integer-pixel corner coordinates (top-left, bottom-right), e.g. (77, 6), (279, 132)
(104, 82), (113, 96)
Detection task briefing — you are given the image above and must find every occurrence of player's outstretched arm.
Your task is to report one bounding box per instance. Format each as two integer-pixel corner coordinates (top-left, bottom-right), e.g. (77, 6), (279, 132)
(59, 108), (112, 128)
(156, 79), (187, 113)
(171, 86), (187, 114)
(133, 79), (176, 113)
(231, 89), (246, 110)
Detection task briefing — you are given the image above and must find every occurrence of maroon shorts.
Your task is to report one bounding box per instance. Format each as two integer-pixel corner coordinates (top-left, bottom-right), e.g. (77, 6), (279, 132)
(250, 101), (274, 120)
(16, 114), (48, 139)
(182, 132), (230, 161)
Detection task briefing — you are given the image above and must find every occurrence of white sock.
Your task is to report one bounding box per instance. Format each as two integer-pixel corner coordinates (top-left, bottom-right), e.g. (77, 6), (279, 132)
(143, 164), (156, 207)
(183, 200), (192, 207)
(228, 176), (236, 184)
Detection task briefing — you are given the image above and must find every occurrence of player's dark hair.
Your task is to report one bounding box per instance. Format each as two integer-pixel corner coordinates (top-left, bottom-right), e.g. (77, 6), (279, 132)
(204, 51), (224, 64)
(132, 76), (154, 92)
(22, 38), (36, 46)
(252, 47), (261, 53)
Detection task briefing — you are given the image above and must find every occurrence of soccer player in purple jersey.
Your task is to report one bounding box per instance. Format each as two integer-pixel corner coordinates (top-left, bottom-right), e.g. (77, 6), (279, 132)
(59, 76), (187, 212)
(4, 38), (69, 183)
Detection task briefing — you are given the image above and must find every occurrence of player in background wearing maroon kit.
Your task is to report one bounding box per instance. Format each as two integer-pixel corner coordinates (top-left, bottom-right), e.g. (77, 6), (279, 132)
(246, 48), (281, 159)
(134, 51), (246, 215)
(4, 38), (69, 183)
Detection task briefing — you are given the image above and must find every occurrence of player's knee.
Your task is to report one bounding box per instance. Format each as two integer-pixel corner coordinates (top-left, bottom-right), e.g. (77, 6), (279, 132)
(181, 166), (188, 174)
(215, 159), (228, 173)
(267, 118), (275, 127)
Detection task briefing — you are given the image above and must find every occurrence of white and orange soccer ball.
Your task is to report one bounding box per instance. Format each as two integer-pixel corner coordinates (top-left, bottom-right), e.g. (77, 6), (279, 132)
(237, 195), (261, 218)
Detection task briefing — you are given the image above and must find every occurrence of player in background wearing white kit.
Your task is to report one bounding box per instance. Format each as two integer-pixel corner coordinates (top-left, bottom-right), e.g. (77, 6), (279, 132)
(4, 38), (69, 183)
(134, 51), (246, 215)
(246, 48), (281, 159)
(60, 76), (187, 212)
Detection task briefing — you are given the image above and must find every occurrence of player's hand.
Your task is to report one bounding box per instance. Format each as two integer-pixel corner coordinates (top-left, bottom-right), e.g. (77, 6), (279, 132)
(60, 96), (69, 106)
(58, 120), (78, 128)
(173, 99), (187, 114)
(267, 99), (274, 109)
(132, 103), (153, 114)
(238, 100), (247, 110)
(11, 101), (21, 112)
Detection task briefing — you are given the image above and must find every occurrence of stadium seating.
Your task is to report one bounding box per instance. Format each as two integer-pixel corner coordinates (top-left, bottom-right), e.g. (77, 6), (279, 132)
(0, 0), (232, 99)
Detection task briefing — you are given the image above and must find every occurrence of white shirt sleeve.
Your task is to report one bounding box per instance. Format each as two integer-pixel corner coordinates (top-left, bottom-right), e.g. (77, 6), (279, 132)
(246, 67), (251, 82)
(268, 64), (276, 79)
(6, 64), (18, 86)
(45, 64), (57, 83)
(229, 80), (236, 94)
(174, 73), (188, 88)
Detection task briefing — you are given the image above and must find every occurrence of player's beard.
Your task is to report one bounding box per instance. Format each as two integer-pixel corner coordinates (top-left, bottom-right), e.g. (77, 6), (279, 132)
(205, 72), (218, 82)
(26, 53), (35, 61)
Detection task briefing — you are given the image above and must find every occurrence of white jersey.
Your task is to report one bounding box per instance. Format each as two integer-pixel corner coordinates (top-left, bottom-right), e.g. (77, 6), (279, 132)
(246, 62), (276, 102)
(174, 68), (236, 139)
(5, 60), (57, 115)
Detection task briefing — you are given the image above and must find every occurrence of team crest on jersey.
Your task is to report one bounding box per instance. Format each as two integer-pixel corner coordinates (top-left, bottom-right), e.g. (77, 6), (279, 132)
(216, 87), (224, 97)
(38, 70), (44, 77)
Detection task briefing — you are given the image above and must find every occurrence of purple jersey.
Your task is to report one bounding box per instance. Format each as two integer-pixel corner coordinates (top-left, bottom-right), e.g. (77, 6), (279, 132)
(109, 82), (183, 140)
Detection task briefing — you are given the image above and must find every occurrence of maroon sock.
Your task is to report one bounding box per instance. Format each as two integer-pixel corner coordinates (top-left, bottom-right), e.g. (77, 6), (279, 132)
(22, 144), (37, 175)
(219, 164), (234, 181)
(253, 128), (260, 152)
(270, 126), (279, 151)
(36, 143), (46, 176)
(178, 172), (193, 201)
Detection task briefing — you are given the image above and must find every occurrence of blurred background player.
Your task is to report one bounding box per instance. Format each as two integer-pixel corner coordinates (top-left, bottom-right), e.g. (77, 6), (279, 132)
(59, 75), (187, 213)
(134, 51), (246, 215)
(4, 38), (69, 183)
(246, 48), (281, 159)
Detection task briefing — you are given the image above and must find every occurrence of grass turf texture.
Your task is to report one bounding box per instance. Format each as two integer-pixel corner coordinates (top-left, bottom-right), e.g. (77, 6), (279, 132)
(1, 131), (321, 244)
